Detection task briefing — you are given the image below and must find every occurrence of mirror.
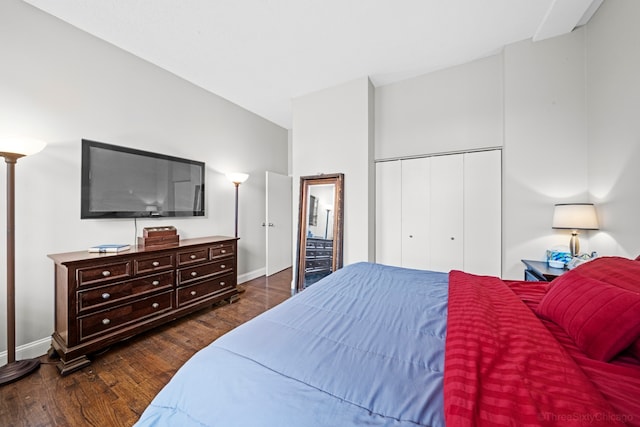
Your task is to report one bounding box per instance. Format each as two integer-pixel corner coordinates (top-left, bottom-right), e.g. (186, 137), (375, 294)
(296, 173), (344, 292)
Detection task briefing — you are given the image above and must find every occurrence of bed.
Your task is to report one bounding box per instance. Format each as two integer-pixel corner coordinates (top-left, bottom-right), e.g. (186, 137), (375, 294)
(135, 258), (640, 427)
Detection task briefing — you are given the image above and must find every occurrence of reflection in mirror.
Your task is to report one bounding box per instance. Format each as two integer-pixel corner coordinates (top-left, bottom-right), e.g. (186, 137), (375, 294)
(296, 174), (344, 292)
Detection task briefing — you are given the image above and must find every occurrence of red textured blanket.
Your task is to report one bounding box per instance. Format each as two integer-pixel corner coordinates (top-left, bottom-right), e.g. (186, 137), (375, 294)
(444, 271), (626, 427)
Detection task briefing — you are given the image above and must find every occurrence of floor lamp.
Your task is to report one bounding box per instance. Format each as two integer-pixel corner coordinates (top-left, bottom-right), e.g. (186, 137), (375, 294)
(0, 137), (46, 385)
(225, 172), (249, 238)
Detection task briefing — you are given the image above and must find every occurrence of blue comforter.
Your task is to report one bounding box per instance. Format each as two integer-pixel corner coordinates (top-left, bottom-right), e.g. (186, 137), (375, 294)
(135, 262), (449, 427)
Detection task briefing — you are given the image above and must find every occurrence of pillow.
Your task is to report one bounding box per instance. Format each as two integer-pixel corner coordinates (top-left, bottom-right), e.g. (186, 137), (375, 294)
(566, 256), (640, 292)
(537, 266), (640, 362)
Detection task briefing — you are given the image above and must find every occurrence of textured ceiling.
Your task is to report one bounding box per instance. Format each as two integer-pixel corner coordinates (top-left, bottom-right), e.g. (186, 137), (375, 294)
(22, 0), (603, 129)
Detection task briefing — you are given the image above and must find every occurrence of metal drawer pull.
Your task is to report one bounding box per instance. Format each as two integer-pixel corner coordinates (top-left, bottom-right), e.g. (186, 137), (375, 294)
(152, 261), (160, 267)
(219, 281), (226, 286)
(152, 302), (159, 309)
(220, 264), (226, 269)
(191, 271), (198, 277)
(190, 254), (197, 260)
(190, 290), (197, 296)
(102, 318), (110, 325)
(101, 293), (110, 300)
(102, 270), (111, 277)
(152, 280), (160, 286)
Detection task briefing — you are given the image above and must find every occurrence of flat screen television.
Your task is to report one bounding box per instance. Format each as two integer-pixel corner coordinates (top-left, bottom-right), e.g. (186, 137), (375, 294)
(81, 139), (205, 219)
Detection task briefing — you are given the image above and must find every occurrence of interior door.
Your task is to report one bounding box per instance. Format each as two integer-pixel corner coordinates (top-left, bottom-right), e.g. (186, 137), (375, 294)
(266, 171), (292, 276)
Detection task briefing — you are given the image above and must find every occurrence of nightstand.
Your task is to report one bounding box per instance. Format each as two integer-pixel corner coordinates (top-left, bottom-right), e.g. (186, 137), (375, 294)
(521, 259), (568, 282)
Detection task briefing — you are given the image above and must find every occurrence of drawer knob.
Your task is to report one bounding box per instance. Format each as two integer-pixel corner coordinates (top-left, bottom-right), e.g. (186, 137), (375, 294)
(101, 293), (110, 300)
(190, 254), (197, 260)
(220, 264), (226, 269)
(190, 290), (197, 296)
(102, 318), (110, 325)
(219, 281), (226, 286)
(102, 270), (111, 277)
(152, 280), (160, 286)
(152, 261), (160, 267)
(221, 249), (226, 254)
(152, 302), (160, 309)
(191, 271), (198, 277)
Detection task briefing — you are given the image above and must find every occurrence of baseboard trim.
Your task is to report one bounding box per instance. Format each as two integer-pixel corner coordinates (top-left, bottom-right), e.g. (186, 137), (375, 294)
(238, 267), (265, 284)
(0, 336), (51, 365)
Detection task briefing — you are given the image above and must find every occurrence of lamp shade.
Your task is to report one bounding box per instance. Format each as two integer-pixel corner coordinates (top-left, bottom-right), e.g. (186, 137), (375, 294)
(226, 172), (249, 185)
(552, 203), (599, 230)
(0, 137), (46, 157)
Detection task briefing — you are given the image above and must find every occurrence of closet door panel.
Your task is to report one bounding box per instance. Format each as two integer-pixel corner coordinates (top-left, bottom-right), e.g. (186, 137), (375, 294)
(400, 157), (430, 269)
(464, 150), (501, 276)
(375, 161), (402, 266)
(429, 154), (464, 272)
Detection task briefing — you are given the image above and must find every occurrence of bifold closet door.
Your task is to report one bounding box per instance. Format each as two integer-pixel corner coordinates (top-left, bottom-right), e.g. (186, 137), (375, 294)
(400, 157), (430, 269)
(429, 154), (464, 273)
(463, 150), (501, 276)
(375, 161), (401, 266)
(375, 150), (501, 275)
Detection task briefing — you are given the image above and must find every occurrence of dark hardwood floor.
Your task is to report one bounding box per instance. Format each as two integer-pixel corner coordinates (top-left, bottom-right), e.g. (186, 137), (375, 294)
(0, 268), (292, 427)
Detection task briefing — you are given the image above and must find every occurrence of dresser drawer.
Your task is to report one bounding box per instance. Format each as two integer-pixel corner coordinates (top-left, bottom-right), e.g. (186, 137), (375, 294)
(177, 273), (235, 307)
(78, 271), (174, 314)
(134, 254), (175, 275)
(77, 261), (131, 287)
(177, 248), (209, 266)
(177, 259), (234, 286)
(210, 243), (234, 259)
(79, 291), (174, 341)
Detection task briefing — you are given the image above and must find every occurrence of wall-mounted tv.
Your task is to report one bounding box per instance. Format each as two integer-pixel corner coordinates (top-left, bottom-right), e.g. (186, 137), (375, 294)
(81, 139), (205, 219)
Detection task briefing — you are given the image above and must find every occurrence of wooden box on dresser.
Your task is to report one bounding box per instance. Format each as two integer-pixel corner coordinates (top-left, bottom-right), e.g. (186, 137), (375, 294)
(47, 236), (238, 375)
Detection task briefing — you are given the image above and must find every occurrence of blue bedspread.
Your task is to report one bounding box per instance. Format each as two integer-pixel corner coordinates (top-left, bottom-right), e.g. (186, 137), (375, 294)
(135, 262), (449, 427)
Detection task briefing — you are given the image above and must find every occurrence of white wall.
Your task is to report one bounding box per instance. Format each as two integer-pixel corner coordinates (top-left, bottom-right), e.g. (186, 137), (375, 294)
(586, 0), (640, 257)
(502, 29), (589, 279)
(375, 54), (503, 160)
(292, 77), (375, 279)
(0, 0), (287, 359)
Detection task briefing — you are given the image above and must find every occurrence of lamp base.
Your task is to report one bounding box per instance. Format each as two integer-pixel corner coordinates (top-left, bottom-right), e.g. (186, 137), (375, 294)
(569, 231), (580, 257)
(0, 358), (41, 385)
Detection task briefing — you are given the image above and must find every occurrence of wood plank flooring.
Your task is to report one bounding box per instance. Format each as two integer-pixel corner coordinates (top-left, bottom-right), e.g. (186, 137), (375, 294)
(0, 268), (292, 427)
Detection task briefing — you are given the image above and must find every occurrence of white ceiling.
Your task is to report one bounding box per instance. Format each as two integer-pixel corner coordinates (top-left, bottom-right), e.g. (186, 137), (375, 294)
(22, 0), (603, 129)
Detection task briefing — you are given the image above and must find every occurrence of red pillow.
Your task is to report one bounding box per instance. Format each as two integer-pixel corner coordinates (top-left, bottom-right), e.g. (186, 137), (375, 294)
(567, 256), (640, 292)
(537, 267), (640, 362)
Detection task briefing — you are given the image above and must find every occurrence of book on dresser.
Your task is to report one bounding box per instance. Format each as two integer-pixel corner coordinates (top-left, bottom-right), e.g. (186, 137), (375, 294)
(88, 244), (131, 253)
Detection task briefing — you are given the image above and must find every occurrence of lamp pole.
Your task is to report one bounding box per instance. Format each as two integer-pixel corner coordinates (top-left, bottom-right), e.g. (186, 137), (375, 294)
(0, 152), (40, 385)
(225, 172), (249, 239)
(234, 182), (240, 238)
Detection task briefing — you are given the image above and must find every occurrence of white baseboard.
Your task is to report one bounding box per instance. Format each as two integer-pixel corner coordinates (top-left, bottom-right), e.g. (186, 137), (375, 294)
(1, 268), (268, 365)
(238, 267), (265, 284)
(0, 336), (51, 365)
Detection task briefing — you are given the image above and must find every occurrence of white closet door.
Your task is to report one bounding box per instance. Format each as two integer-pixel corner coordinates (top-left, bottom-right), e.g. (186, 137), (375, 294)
(375, 161), (402, 266)
(464, 150), (501, 276)
(400, 157), (430, 269)
(429, 154), (464, 272)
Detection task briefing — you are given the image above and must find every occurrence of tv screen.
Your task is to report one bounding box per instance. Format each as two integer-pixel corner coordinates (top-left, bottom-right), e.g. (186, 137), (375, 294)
(81, 139), (205, 219)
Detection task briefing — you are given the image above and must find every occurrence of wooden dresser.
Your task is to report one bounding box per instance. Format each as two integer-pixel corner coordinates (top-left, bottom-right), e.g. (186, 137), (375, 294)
(48, 236), (238, 375)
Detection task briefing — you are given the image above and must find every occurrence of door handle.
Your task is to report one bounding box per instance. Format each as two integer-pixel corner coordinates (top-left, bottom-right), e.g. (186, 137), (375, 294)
(262, 222), (275, 227)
